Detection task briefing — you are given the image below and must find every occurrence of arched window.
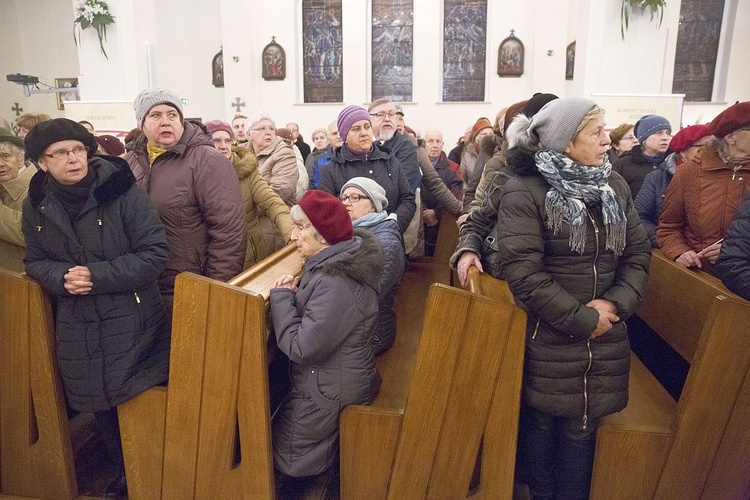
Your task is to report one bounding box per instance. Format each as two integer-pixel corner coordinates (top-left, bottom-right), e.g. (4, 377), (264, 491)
(301, 0), (344, 103)
(442, 0), (487, 102)
(371, 0), (414, 102)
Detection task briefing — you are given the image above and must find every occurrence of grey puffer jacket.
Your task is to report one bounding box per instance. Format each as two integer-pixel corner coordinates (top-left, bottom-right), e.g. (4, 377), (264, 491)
(124, 121), (246, 306)
(269, 232), (383, 477)
(22, 156), (170, 412)
(716, 191), (750, 300)
(362, 218), (405, 354)
(498, 147), (651, 422)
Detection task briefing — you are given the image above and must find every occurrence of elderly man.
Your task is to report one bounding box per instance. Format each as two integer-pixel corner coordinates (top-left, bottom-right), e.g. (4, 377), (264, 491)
(124, 88), (246, 309)
(232, 114), (249, 147)
(286, 122), (311, 162)
(0, 127), (34, 272)
(270, 190), (382, 480)
(422, 130), (463, 256)
(368, 98), (462, 252)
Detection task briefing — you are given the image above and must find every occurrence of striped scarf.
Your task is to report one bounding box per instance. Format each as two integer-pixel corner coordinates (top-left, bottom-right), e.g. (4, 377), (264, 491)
(535, 149), (626, 256)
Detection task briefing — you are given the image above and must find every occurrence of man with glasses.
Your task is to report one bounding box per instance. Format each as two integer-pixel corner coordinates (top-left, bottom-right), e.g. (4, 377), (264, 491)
(124, 88), (246, 310)
(368, 98), (462, 254)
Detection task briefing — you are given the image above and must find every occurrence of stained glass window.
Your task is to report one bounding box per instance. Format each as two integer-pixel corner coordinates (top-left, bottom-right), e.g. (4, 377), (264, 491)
(302, 0), (344, 103)
(671, 0), (726, 102)
(372, 0), (414, 102)
(442, 0), (487, 102)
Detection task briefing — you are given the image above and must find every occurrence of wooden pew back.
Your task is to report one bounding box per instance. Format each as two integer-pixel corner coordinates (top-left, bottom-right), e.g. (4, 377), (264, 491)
(340, 283), (526, 499)
(591, 250), (750, 499)
(119, 246), (303, 499)
(0, 269), (77, 500)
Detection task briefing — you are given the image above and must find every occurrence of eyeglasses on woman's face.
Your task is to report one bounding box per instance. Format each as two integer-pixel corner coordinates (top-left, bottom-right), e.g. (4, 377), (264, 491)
(339, 193), (367, 203)
(250, 126), (275, 134)
(44, 145), (88, 160)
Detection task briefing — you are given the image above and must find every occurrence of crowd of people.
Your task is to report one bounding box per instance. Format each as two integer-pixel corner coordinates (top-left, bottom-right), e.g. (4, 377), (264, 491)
(2, 88), (749, 499)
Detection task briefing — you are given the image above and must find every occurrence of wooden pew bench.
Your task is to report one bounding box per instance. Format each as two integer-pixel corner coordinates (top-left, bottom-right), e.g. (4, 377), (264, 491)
(117, 245), (303, 500)
(590, 249), (750, 499)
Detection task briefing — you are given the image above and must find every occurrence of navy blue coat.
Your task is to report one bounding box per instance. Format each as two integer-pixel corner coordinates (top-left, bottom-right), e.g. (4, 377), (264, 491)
(634, 153), (677, 247)
(22, 156), (170, 411)
(716, 191), (750, 300)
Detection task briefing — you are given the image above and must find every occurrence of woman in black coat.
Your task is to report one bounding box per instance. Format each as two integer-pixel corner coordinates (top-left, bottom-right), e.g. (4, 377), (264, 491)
(498, 98), (651, 500)
(22, 119), (170, 496)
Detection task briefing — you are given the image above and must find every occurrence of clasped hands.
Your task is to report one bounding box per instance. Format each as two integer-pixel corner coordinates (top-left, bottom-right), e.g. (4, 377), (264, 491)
(273, 274), (299, 292)
(588, 298), (619, 338)
(64, 265), (92, 295)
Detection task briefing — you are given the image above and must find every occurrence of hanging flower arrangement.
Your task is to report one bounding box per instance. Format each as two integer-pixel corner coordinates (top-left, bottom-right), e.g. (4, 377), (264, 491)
(621, 0), (666, 39)
(73, 0), (115, 59)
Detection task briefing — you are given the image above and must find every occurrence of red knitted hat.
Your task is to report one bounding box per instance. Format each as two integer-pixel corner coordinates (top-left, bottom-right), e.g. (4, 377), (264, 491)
(668, 124), (712, 153)
(297, 190), (353, 245)
(708, 101), (750, 138)
(471, 117), (492, 138)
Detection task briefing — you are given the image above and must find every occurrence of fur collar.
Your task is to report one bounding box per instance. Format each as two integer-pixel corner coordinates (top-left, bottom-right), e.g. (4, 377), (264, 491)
(28, 155), (135, 209)
(507, 146), (540, 177)
(309, 230), (384, 292)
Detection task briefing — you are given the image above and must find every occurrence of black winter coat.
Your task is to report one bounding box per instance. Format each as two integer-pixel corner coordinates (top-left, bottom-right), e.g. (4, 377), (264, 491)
(318, 145), (416, 233)
(22, 156), (170, 412)
(498, 148), (651, 422)
(612, 145), (664, 199)
(716, 191), (750, 300)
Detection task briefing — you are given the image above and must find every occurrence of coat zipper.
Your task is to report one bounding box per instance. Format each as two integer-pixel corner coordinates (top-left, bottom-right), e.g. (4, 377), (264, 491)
(583, 210), (600, 429)
(531, 317), (541, 340)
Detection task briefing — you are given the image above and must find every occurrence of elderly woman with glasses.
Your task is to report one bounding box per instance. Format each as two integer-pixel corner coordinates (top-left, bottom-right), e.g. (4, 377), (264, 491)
(22, 119), (171, 498)
(245, 113), (299, 206)
(340, 177), (405, 354)
(317, 105), (415, 234)
(658, 101), (750, 274)
(0, 127), (35, 272)
(205, 120), (294, 268)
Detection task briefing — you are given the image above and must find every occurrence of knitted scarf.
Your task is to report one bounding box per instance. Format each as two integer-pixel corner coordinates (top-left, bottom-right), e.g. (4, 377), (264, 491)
(535, 149), (626, 256)
(352, 210), (394, 228)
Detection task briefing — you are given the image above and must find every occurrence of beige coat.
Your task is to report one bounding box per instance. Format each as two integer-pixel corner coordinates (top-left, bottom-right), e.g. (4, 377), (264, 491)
(254, 137), (299, 206)
(231, 148), (295, 268)
(0, 164), (34, 272)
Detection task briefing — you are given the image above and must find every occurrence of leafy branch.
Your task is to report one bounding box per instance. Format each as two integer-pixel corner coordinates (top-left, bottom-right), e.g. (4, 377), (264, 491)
(621, 0), (666, 40)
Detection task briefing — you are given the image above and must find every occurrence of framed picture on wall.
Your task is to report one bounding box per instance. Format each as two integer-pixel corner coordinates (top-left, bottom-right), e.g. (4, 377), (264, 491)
(497, 30), (524, 77)
(565, 42), (576, 80)
(55, 78), (80, 110)
(262, 37), (286, 81)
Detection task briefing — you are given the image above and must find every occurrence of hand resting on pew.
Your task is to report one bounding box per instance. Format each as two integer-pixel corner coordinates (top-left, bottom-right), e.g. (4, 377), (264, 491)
(273, 274), (299, 291)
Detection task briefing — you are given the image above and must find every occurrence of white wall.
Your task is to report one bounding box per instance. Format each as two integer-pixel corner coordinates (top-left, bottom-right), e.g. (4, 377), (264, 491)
(0, 0), (80, 122)
(2, 0), (748, 141)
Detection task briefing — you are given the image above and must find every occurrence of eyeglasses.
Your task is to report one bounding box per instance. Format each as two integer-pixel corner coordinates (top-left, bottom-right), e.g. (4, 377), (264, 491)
(212, 138), (232, 145)
(339, 193), (367, 203)
(44, 146), (88, 160)
(249, 126), (275, 134)
(369, 111), (397, 119)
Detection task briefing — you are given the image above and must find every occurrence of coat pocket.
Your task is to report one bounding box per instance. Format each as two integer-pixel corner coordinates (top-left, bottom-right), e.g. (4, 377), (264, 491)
(305, 369), (341, 414)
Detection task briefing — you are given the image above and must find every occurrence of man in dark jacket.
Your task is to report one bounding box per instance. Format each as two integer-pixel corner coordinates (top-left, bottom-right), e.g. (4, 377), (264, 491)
(124, 88), (246, 310)
(270, 190), (382, 478)
(23, 119), (171, 498)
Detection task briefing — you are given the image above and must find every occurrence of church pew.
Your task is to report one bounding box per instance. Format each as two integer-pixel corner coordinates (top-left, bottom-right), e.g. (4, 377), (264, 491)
(590, 249), (750, 499)
(339, 283), (527, 499)
(0, 269), (77, 500)
(118, 245), (302, 499)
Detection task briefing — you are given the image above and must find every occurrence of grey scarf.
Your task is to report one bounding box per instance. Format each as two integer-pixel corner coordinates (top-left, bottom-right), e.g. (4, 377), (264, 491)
(535, 149), (626, 256)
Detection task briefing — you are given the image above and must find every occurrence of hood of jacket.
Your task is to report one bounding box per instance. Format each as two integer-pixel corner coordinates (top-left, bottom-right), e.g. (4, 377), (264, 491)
(28, 155), (136, 209)
(507, 146), (541, 178)
(231, 146), (259, 180)
(305, 230), (384, 292)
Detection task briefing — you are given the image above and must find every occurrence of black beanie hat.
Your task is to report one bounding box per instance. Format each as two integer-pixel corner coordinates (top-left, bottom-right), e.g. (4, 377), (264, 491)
(24, 118), (98, 162)
(523, 93), (559, 118)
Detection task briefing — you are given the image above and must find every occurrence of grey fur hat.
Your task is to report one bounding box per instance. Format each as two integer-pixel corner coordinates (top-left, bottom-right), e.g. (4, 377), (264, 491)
(134, 88), (183, 126)
(341, 176), (389, 212)
(508, 97), (597, 153)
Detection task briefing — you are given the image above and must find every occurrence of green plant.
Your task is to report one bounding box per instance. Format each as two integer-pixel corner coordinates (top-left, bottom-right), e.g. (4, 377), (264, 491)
(621, 0), (666, 39)
(73, 0), (115, 59)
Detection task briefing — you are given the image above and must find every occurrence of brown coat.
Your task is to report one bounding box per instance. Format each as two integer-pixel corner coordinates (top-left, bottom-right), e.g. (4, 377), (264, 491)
(230, 148), (294, 268)
(124, 121), (247, 303)
(254, 137), (299, 206)
(657, 144), (750, 272)
(0, 164), (34, 272)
